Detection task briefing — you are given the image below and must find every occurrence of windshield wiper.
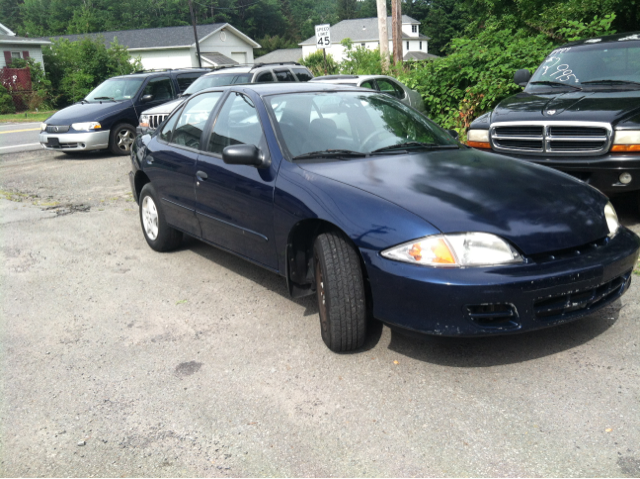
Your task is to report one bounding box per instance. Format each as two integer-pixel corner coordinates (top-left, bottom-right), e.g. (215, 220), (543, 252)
(582, 79), (640, 88)
(529, 81), (582, 90)
(371, 141), (459, 154)
(92, 96), (116, 101)
(292, 149), (367, 160)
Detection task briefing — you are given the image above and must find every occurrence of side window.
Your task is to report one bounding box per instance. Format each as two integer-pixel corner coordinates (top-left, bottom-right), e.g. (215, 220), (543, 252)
(274, 69), (296, 82)
(142, 77), (174, 101)
(360, 80), (375, 90)
(159, 107), (181, 143)
(377, 79), (404, 99)
(207, 93), (265, 155)
(255, 71), (275, 83)
(170, 92), (224, 149)
(176, 73), (204, 93)
(292, 68), (313, 82)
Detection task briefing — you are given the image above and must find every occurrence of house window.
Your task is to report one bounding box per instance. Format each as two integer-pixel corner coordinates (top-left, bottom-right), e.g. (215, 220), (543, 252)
(361, 43), (365, 48)
(419, 41), (422, 50)
(412, 25), (417, 33)
(11, 52), (21, 59)
(406, 41), (409, 50)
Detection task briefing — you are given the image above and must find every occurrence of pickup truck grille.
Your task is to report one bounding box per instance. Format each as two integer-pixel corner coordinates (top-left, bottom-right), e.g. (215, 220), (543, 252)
(148, 114), (168, 129)
(490, 121), (613, 156)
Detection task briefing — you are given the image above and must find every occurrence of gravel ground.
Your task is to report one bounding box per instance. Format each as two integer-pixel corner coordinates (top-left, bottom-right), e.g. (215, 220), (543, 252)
(0, 148), (639, 477)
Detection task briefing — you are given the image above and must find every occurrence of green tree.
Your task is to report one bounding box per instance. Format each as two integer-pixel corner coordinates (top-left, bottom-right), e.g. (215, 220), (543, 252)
(337, 0), (358, 20)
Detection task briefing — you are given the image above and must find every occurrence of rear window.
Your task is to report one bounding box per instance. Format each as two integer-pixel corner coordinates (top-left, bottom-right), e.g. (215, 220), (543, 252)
(293, 68), (313, 82)
(274, 69), (296, 82)
(176, 73), (205, 93)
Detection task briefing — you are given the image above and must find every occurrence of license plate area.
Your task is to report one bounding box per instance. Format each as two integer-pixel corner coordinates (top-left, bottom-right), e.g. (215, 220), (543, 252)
(47, 137), (60, 147)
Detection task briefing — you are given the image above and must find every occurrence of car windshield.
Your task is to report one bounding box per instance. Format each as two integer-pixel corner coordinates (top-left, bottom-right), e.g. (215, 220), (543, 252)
(85, 78), (144, 101)
(184, 73), (252, 94)
(266, 91), (457, 159)
(528, 38), (640, 90)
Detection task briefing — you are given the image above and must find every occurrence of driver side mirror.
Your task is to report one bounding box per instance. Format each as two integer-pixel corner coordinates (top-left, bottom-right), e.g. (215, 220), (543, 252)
(514, 69), (531, 87)
(222, 144), (270, 169)
(141, 94), (154, 103)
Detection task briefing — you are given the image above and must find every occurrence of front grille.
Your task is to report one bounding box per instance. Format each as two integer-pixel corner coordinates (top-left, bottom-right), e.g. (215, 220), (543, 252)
(46, 125), (69, 133)
(490, 122), (612, 156)
(534, 271), (631, 321)
(148, 114), (168, 129)
(528, 237), (609, 264)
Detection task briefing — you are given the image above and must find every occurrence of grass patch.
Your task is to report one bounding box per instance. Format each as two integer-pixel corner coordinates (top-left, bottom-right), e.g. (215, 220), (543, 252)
(0, 110), (57, 123)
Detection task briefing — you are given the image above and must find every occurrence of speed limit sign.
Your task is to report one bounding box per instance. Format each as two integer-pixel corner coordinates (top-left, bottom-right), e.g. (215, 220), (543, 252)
(315, 24), (331, 48)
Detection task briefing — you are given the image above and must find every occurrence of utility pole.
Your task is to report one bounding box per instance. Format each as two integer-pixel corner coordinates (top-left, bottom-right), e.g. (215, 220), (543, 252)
(188, 0), (202, 68)
(376, 0), (389, 71)
(391, 0), (402, 65)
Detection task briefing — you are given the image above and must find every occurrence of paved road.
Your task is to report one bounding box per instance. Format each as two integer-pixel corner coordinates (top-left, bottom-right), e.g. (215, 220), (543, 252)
(0, 148), (639, 477)
(0, 122), (42, 153)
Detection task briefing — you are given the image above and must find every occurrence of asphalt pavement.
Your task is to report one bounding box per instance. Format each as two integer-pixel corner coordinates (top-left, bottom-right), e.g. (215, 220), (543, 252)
(0, 122), (42, 153)
(0, 147), (639, 477)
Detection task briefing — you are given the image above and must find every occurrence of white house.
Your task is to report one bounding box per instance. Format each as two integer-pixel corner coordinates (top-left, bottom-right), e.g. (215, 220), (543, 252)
(299, 15), (437, 62)
(0, 22), (51, 69)
(57, 23), (260, 70)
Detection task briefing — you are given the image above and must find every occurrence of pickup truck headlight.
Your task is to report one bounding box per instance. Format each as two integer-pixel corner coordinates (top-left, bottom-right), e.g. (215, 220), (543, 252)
(381, 232), (523, 267)
(467, 129), (491, 149)
(72, 122), (101, 131)
(604, 202), (619, 237)
(40, 122), (47, 131)
(139, 115), (150, 128)
(612, 130), (640, 152)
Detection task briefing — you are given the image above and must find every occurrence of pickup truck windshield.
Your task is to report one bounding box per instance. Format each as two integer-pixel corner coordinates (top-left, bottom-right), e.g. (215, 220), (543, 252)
(528, 39), (640, 90)
(183, 73), (252, 95)
(85, 78), (144, 101)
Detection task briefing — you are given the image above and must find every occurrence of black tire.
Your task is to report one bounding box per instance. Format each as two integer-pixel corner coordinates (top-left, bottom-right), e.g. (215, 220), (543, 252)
(138, 183), (182, 252)
(314, 230), (368, 352)
(109, 123), (136, 156)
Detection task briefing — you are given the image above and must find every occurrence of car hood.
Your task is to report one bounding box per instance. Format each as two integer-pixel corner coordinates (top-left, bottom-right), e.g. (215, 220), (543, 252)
(46, 100), (133, 125)
(142, 97), (185, 115)
(298, 148), (609, 255)
(491, 90), (640, 125)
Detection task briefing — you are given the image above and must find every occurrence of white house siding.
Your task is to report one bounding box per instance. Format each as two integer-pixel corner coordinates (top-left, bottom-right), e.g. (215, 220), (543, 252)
(303, 39), (427, 63)
(131, 48), (192, 70)
(198, 28), (254, 64)
(0, 44), (46, 69)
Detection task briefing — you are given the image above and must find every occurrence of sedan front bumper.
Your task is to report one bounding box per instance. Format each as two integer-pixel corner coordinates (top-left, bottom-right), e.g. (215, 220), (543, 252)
(362, 227), (639, 336)
(39, 130), (110, 151)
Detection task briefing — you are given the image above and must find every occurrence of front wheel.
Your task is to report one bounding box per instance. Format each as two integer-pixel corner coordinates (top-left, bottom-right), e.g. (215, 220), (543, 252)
(314, 231), (368, 352)
(139, 183), (182, 252)
(109, 123), (135, 156)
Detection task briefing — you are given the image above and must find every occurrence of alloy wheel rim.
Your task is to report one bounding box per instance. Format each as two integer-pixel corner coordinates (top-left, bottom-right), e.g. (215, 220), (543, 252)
(117, 129), (134, 152)
(141, 196), (159, 240)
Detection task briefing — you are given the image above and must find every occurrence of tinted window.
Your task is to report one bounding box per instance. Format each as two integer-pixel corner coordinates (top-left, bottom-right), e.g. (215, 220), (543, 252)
(292, 68), (313, 82)
(377, 79), (404, 99)
(274, 69), (296, 82)
(360, 80), (375, 89)
(183, 73), (251, 94)
(176, 73), (204, 93)
(142, 77), (174, 101)
(255, 71), (275, 82)
(159, 107), (181, 143)
(171, 92), (224, 149)
(85, 78), (143, 101)
(207, 93), (264, 154)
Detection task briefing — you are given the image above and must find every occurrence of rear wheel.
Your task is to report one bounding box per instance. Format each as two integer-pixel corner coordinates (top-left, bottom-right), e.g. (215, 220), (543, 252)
(139, 183), (182, 252)
(109, 123), (135, 156)
(314, 231), (367, 352)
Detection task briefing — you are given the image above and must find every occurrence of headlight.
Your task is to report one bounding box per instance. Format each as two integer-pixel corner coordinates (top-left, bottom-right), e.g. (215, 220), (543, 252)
(71, 122), (101, 131)
(381, 232), (523, 267)
(40, 122), (47, 131)
(467, 129), (491, 149)
(139, 115), (150, 128)
(604, 201), (619, 237)
(612, 130), (640, 152)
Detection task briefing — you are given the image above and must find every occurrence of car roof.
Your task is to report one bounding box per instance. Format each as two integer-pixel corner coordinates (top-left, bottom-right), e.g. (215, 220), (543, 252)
(199, 82), (371, 96)
(111, 68), (209, 80)
(311, 74), (395, 84)
(202, 62), (308, 77)
(561, 31), (640, 47)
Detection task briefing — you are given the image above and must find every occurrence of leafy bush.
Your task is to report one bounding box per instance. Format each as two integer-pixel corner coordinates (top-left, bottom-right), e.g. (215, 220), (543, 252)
(43, 36), (142, 107)
(300, 49), (339, 76)
(339, 39), (389, 75)
(0, 85), (16, 114)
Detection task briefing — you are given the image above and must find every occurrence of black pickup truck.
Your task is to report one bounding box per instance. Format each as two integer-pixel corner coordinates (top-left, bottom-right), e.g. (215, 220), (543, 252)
(467, 32), (640, 204)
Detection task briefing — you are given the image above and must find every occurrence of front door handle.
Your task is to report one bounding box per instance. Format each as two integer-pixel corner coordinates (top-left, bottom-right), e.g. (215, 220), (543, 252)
(196, 170), (208, 181)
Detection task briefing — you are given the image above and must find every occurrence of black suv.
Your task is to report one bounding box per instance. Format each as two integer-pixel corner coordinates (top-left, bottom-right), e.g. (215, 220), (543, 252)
(40, 69), (208, 155)
(467, 32), (640, 202)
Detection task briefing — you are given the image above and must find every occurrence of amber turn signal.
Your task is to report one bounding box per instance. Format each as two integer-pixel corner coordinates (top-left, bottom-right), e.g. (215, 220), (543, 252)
(467, 141), (491, 149)
(611, 144), (640, 152)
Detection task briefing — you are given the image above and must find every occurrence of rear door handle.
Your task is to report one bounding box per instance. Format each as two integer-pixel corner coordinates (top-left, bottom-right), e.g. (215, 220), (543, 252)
(196, 170), (208, 181)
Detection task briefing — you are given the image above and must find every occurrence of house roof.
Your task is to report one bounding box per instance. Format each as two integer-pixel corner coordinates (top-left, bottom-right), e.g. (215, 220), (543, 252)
(0, 33), (51, 45)
(299, 16), (429, 45)
(200, 52), (238, 66)
(255, 48), (302, 63)
(404, 51), (440, 61)
(54, 23), (260, 50)
(0, 22), (16, 36)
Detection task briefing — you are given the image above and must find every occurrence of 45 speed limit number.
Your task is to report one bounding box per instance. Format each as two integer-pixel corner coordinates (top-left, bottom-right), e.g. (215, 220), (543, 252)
(315, 24), (331, 48)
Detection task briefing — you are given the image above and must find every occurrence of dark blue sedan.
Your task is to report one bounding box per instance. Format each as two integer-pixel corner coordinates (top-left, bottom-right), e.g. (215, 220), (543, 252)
(130, 83), (640, 352)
